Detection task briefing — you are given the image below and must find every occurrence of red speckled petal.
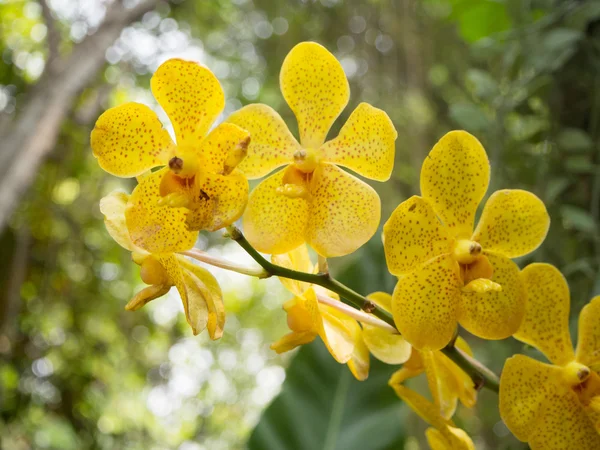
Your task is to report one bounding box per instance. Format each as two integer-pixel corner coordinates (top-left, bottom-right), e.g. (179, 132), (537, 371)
(243, 169), (309, 255)
(125, 168), (198, 253)
(514, 263), (574, 366)
(306, 163), (380, 257)
(382, 196), (453, 276)
(576, 296), (600, 368)
(458, 252), (526, 340)
(392, 254), (462, 351)
(320, 102), (397, 181)
(227, 103), (301, 179)
(472, 189), (549, 258)
(280, 42), (349, 148)
(151, 58), (224, 148)
(91, 102), (175, 177)
(420, 130), (490, 239)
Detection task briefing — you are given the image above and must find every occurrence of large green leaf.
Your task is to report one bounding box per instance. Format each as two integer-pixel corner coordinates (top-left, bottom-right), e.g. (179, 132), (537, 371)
(247, 342), (406, 450)
(248, 241), (405, 450)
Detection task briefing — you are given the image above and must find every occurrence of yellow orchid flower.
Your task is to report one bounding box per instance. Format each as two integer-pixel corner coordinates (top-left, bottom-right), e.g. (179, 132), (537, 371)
(382, 130), (550, 350)
(226, 41), (397, 257)
(91, 58), (250, 232)
(100, 191), (225, 339)
(499, 263), (600, 449)
(270, 245), (370, 380)
(389, 335), (478, 421)
(367, 291), (476, 420)
(391, 383), (475, 450)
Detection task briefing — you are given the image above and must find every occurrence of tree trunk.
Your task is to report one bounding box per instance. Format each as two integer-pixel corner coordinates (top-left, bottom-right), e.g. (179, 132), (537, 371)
(0, 0), (161, 231)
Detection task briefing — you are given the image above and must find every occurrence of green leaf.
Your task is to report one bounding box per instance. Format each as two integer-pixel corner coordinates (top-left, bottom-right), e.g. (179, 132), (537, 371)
(557, 128), (594, 152)
(565, 156), (597, 174)
(545, 177), (570, 203)
(448, 0), (511, 43)
(247, 341), (405, 450)
(449, 102), (490, 131)
(560, 205), (598, 234)
(248, 241), (404, 450)
(466, 69), (498, 100)
(505, 113), (547, 141)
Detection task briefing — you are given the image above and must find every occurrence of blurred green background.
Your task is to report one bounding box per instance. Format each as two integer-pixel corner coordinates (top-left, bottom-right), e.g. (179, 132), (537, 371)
(0, 0), (599, 448)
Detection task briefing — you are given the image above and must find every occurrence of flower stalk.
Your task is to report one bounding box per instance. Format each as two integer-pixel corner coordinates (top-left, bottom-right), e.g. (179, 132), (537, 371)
(315, 292), (398, 333)
(226, 225), (501, 394)
(181, 248), (270, 278)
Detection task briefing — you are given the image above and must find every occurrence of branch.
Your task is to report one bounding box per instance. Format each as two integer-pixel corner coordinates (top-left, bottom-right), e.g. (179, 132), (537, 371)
(227, 226), (395, 327)
(0, 0), (163, 233)
(226, 225), (501, 393)
(442, 345), (500, 393)
(38, 0), (61, 64)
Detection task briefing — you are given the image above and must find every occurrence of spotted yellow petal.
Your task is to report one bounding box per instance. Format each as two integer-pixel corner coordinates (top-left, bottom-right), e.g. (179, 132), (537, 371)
(226, 104), (301, 179)
(100, 191), (136, 251)
(392, 254), (462, 351)
(320, 102), (397, 181)
(458, 252), (525, 340)
(499, 354), (562, 442)
(576, 296), (600, 368)
(514, 263), (574, 366)
(126, 168), (198, 253)
(501, 355), (600, 449)
(243, 168), (309, 254)
(472, 189), (550, 258)
(420, 130), (490, 239)
(272, 244), (313, 296)
(383, 196), (453, 276)
(528, 388), (600, 450)
(362, 292), (411, 365)
(280, 42), (349, 148)
(179, 257), (225, 339)
(184, 169), (249, 232)
(151, 58), (224, 148)
(197, 122), (251, 174)
(91, 102), (175, 177)
(306, 163), (380, 257)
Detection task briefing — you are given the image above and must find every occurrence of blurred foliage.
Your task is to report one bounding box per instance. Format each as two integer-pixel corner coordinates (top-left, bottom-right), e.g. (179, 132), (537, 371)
(0, 0), (599, 449)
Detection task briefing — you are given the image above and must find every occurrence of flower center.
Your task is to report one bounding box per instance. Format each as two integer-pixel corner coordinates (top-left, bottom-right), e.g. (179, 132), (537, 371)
(453, 239), (482, 265)
(293, 148), (320, 173)
(277, 166), (311, 200)
(563, 361), (591, 387)
(169, 148), (199, 178)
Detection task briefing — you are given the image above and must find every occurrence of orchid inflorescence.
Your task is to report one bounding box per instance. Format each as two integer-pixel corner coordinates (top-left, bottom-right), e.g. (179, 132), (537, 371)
(90, 41), (599, 449)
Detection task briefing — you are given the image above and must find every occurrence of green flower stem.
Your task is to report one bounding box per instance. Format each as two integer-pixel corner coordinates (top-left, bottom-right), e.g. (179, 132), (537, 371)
(227, 225), (501, 394)
(226, 226), (395, 326)
(443, 345), (500, 393)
